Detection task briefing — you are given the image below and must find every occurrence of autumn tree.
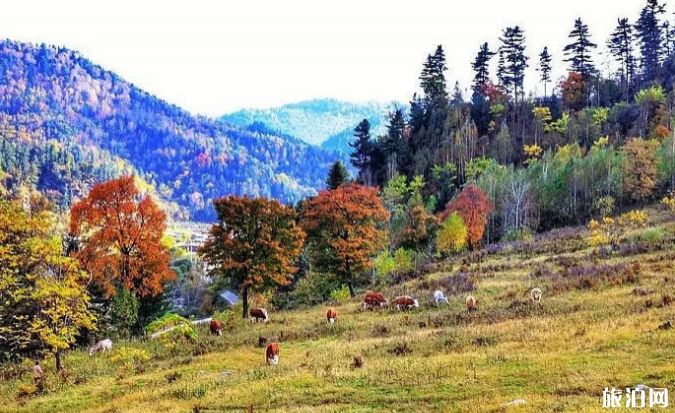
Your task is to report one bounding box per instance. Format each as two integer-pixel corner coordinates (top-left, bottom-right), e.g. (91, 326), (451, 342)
(70, 176), (174, 298)
(436, 212), (467, 256)
(440, 185), (492, 250)
(0, 201), (95, 370)
(200, 196), (304, 318)
(622, 138), (660, 201)
(301, 184), (389, 297)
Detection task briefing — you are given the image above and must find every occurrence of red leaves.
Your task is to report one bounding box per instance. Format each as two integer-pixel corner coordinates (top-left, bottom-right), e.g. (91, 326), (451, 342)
(70, 176), (174, 298)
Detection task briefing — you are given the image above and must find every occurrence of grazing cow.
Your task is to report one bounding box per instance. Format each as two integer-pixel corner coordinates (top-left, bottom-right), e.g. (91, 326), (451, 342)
(465, 295), (478, 312)
(530, 287), (542, 304)
(209, 320), (223, 336)
(326, 308), (337, 324)
(394, 296), (419, 311)
(266, 343), (280, 366)
(363, 291), (388, 310)
(89, 338), (113, 356)
(250, 308), (269, 323)
(433, 290), (449, 305)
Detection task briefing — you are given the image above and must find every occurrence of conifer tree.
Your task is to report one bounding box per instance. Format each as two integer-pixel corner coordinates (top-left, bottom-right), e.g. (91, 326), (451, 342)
(608, 18), (636, 101)
(350, 119), (374, 185)
(635, 0), (666, 81)
(326, 160), (349, 190)
(471, 43), (496, 94)
(419, 45), (448, 108)
(563, 18), (597, 80)
(537, 47), (553, 97)
(497, 26), (528, 103)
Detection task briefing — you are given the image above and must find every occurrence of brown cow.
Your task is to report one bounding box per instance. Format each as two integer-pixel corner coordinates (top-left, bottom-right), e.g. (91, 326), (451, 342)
(363, 291), (388, 310)
(466, 295), (478, 312)
(209, 320), (223, 336)
(266, 342), (280, 365)
(250, 308), (269, 323)
(393, 296), (419, 311)
(326, 308), (337, 324)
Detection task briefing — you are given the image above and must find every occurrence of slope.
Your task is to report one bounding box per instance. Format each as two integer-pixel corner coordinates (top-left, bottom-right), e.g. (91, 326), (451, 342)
(0, 41), (339, 220)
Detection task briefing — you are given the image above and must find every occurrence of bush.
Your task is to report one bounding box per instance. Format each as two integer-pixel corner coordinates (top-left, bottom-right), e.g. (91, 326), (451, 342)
(502, 228), (533, 242)
(329, 285), (351, 305)
(110, 347), (150, 375)
(145, 313), (197, 352)
(288, 272), (336, 308)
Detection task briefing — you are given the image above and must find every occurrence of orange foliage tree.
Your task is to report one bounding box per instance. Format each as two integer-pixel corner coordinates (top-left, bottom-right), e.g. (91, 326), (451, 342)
(199, 196), (305, 318)
(440, 185), (492, 250)
(560, 72), (587, 111)
(622, 138), (660, 201)
(301, 184), (389, 297)
(70, 176), (173, 298)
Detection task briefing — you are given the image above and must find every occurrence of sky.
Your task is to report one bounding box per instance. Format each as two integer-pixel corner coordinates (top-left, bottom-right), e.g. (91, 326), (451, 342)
(0, 0), (653, 116)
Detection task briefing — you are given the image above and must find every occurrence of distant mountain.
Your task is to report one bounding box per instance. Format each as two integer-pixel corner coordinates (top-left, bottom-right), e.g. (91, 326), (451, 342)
(0, 41), (340, 221)
(222, 99), (394, 155)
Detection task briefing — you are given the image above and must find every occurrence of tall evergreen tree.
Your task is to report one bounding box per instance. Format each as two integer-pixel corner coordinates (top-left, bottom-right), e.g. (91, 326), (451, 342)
(608, 18), (636, 101)
(537, 47), (553, 97)
(380, 109), (409, 180)
(326, 160), (349, 190)
(634, 0), (666, 81)
(350, 119), (374, 185)
(497, 26), (528, 103)
(563, 18), (597, 80)
(471, 42), (496, 94)
(419, 45), (448, 108)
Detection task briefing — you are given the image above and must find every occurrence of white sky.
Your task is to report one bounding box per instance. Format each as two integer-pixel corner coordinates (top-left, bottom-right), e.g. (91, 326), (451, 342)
(0, 0), (651, 116)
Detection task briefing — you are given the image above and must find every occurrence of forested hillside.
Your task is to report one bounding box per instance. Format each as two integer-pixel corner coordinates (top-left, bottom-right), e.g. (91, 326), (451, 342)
(348, 1), (675, 241)
(222, 99), (391, 154)
(0, 41), (339, 220)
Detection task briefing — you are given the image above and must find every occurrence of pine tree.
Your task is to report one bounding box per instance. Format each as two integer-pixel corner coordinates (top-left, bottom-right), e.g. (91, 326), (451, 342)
(471, 43), (496, 94)
(563, 18), (597, 80)
(326, 160), (349, 190)
(608, 18), (636, 101)
(451, 81), (464, 105)
(497, 26), (528, 103)
(537, 47), (553, 97)
(663, 21), (673, 58)
(380, 109), (408, 180)
(419, 45), (448, 108)
(350, 119), (374, 185)
(635, 0), (666, 81)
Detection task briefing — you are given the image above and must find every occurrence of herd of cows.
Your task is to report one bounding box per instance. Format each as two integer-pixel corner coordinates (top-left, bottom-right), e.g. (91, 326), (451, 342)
(88, 288), (544, 366)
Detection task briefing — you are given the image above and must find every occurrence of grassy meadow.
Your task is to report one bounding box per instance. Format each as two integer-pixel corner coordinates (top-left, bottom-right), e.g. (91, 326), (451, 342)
(2, 210), (675, 412)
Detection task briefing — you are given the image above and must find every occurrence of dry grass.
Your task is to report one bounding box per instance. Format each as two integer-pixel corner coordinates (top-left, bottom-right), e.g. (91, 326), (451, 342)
(2, 214), (675, 412)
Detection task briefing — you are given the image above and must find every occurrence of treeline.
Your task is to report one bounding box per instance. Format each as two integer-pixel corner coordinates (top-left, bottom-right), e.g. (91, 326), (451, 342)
(348, 0), (675, 239)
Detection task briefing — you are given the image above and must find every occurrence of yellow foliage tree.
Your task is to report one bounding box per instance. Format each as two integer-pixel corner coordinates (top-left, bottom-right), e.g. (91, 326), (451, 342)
(588, 210), (647, 250)
(436, 212), (468, 256)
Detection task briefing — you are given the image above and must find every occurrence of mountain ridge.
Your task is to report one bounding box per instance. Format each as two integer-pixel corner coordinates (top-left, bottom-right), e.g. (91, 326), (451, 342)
(0, 40), (339, 220)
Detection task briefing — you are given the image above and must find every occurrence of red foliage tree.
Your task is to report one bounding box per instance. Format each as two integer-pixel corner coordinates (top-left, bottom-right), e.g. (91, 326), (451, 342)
(560, 72), (587, 111)
(70, 176), (174, 298)
(301, 184), (389, 297)
(440, 185), (492, 250)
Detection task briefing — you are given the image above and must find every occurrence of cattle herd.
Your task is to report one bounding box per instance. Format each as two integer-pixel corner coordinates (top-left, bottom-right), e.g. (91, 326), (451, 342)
(89, 288), (543, 367)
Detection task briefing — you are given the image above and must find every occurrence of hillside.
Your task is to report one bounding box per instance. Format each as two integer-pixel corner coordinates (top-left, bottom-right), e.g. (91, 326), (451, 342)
(222, 99), (393, 154)
(3, 207), (675, 412)
(0, 41), (339, 221)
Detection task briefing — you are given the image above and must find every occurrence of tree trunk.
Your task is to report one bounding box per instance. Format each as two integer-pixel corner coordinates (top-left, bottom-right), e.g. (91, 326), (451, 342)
(55, 349), (63, 372)
(347, 281), (355, 298)
(242, 287), (249, 319)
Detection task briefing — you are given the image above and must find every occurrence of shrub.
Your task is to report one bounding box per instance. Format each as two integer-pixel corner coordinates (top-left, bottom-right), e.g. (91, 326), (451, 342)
(288, 272), (336, 308)
(110, 347), (150, 375)
(145, 313), (197, 352)
(588, 210), (648, 250)
(329, 285), (351, 305)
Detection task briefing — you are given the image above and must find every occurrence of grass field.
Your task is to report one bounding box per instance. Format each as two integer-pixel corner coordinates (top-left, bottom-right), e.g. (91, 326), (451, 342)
(2, 211), (675, 412)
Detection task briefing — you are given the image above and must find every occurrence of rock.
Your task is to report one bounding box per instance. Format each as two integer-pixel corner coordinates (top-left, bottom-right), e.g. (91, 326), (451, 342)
(504, 399), (527, 406)
(221, 370), (233, 377)
(634, 384), (649, 391)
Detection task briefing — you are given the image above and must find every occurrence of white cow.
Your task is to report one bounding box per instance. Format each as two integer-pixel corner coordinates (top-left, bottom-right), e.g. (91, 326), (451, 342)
(433, 290), (449, 305)
(89, 339), (113, 356)
(530, 288), (542, 303)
